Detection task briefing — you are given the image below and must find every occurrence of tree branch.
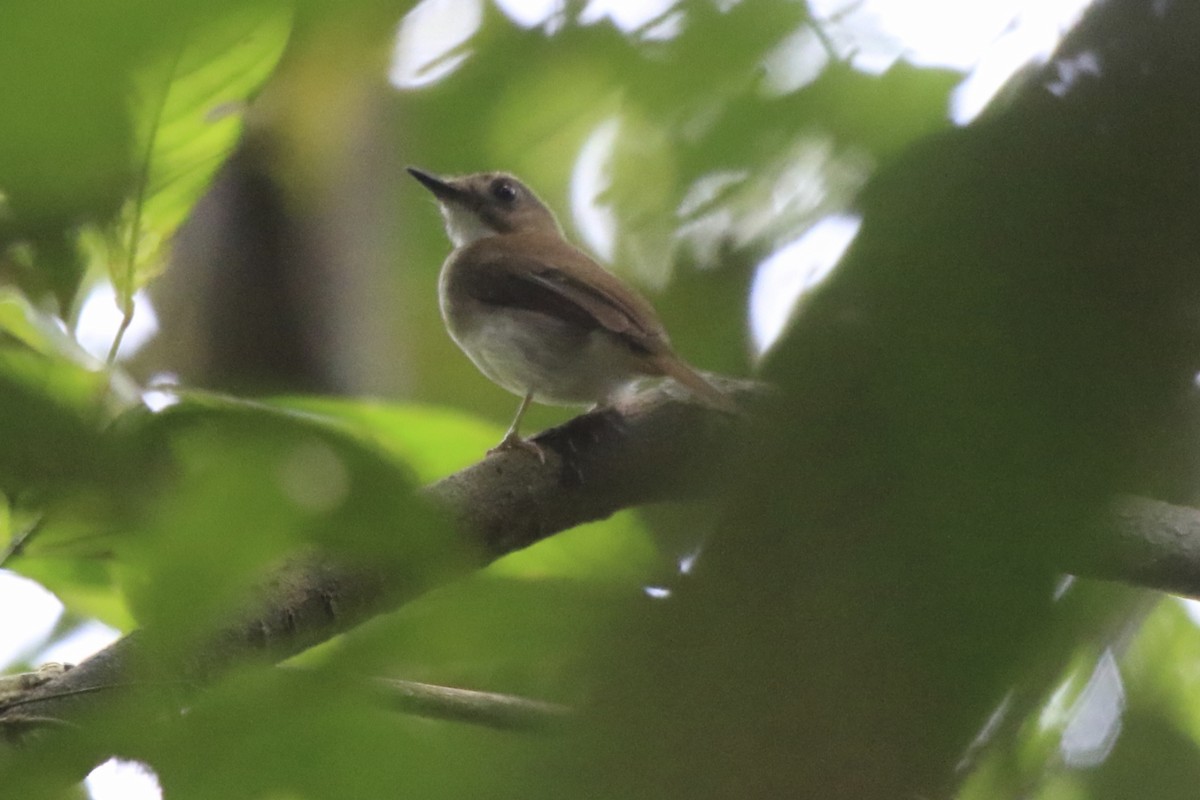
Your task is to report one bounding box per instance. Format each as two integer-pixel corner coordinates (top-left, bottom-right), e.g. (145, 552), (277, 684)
(1079, 496), (1200, 599)
(0, 378), (756, 730)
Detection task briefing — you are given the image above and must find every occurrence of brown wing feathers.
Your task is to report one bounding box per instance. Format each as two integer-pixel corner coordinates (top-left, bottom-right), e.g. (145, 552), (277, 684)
(461, 232), (735, 412)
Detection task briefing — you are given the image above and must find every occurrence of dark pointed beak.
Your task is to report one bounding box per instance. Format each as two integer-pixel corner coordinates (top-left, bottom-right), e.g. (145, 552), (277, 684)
(407, 167), (468, 204)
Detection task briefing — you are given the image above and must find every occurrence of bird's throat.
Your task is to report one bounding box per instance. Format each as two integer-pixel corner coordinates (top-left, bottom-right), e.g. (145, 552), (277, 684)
(440, 204), (497, 248)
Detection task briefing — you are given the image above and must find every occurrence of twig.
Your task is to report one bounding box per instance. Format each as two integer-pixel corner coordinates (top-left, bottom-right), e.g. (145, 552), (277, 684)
(374, 678), (571, 732)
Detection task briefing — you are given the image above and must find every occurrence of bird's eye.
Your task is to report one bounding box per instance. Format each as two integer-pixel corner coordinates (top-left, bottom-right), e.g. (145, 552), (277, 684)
(491, 180), (518, 203)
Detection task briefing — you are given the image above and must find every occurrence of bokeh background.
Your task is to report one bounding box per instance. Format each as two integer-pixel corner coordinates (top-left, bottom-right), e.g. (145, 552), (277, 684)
(4, 1), (1200, 798)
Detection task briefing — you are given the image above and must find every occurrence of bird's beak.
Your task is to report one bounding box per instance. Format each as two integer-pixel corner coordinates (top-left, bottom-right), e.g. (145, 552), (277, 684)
(407, 167), (470, 205)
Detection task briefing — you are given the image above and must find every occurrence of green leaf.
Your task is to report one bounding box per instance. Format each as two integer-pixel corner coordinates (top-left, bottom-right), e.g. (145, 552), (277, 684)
(270, 397), (501, 482)
(96, 393), (460, 642)
(0, 291), (140, 625)
(81, 3), (291, 355)
(1124, 600), (1200, 744)
(0, 290), (137, 491)
(270, 396), (659, 582)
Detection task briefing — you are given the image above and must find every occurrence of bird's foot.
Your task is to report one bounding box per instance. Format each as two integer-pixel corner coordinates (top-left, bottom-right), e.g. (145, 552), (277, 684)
(488, 432), (547, 464)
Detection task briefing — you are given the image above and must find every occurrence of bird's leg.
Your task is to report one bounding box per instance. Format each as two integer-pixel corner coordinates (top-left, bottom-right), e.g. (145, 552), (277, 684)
(489, 391), (546, 462)
(502, 391), (535, 442)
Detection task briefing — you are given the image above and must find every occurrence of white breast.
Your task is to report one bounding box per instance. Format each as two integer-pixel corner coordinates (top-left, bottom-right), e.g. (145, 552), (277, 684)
(447, 307), (642, 406)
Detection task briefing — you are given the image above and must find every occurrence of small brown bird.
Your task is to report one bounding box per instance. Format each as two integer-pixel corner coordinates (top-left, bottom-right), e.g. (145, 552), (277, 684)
(409, 167), (734, 459)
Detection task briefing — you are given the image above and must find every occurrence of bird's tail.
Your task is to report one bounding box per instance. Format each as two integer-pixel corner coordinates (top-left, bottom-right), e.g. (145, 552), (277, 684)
(650, 353), (739, 413)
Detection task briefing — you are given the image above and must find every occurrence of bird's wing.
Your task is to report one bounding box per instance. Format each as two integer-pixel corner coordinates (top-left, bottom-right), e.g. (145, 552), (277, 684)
(459, 232), (736, 412)
(464, 233), (670, 354)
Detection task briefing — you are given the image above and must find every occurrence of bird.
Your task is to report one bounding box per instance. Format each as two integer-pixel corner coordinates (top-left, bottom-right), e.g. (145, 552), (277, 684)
(408, 166), (735, 460)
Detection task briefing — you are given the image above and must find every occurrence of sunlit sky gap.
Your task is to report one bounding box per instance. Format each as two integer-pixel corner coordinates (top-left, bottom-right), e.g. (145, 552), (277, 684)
(76, 285), (159, 362)
(86, 759), (163, 800)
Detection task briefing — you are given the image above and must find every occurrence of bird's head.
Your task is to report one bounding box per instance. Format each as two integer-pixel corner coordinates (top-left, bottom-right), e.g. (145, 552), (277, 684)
(408, 167), (562, 247)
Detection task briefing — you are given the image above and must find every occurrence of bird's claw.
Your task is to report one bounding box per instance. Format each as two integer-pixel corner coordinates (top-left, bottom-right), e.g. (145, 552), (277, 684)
(488, 433), (547, 464)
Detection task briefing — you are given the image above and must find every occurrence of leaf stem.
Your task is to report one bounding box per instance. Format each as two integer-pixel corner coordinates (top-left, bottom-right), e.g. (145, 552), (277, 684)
(106, 299), (135, 365)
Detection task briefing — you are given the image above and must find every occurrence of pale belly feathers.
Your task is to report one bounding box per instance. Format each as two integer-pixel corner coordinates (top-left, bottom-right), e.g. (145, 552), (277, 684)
(445, 306), (642, 406)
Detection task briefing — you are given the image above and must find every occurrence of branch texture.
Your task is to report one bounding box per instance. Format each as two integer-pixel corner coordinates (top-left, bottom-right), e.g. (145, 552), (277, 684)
(0, 379), (755, 732)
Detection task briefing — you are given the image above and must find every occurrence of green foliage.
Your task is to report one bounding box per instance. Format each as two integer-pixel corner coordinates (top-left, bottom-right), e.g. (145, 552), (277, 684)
(0, 0), (289, 317)
(2, 1), (1200, 799)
